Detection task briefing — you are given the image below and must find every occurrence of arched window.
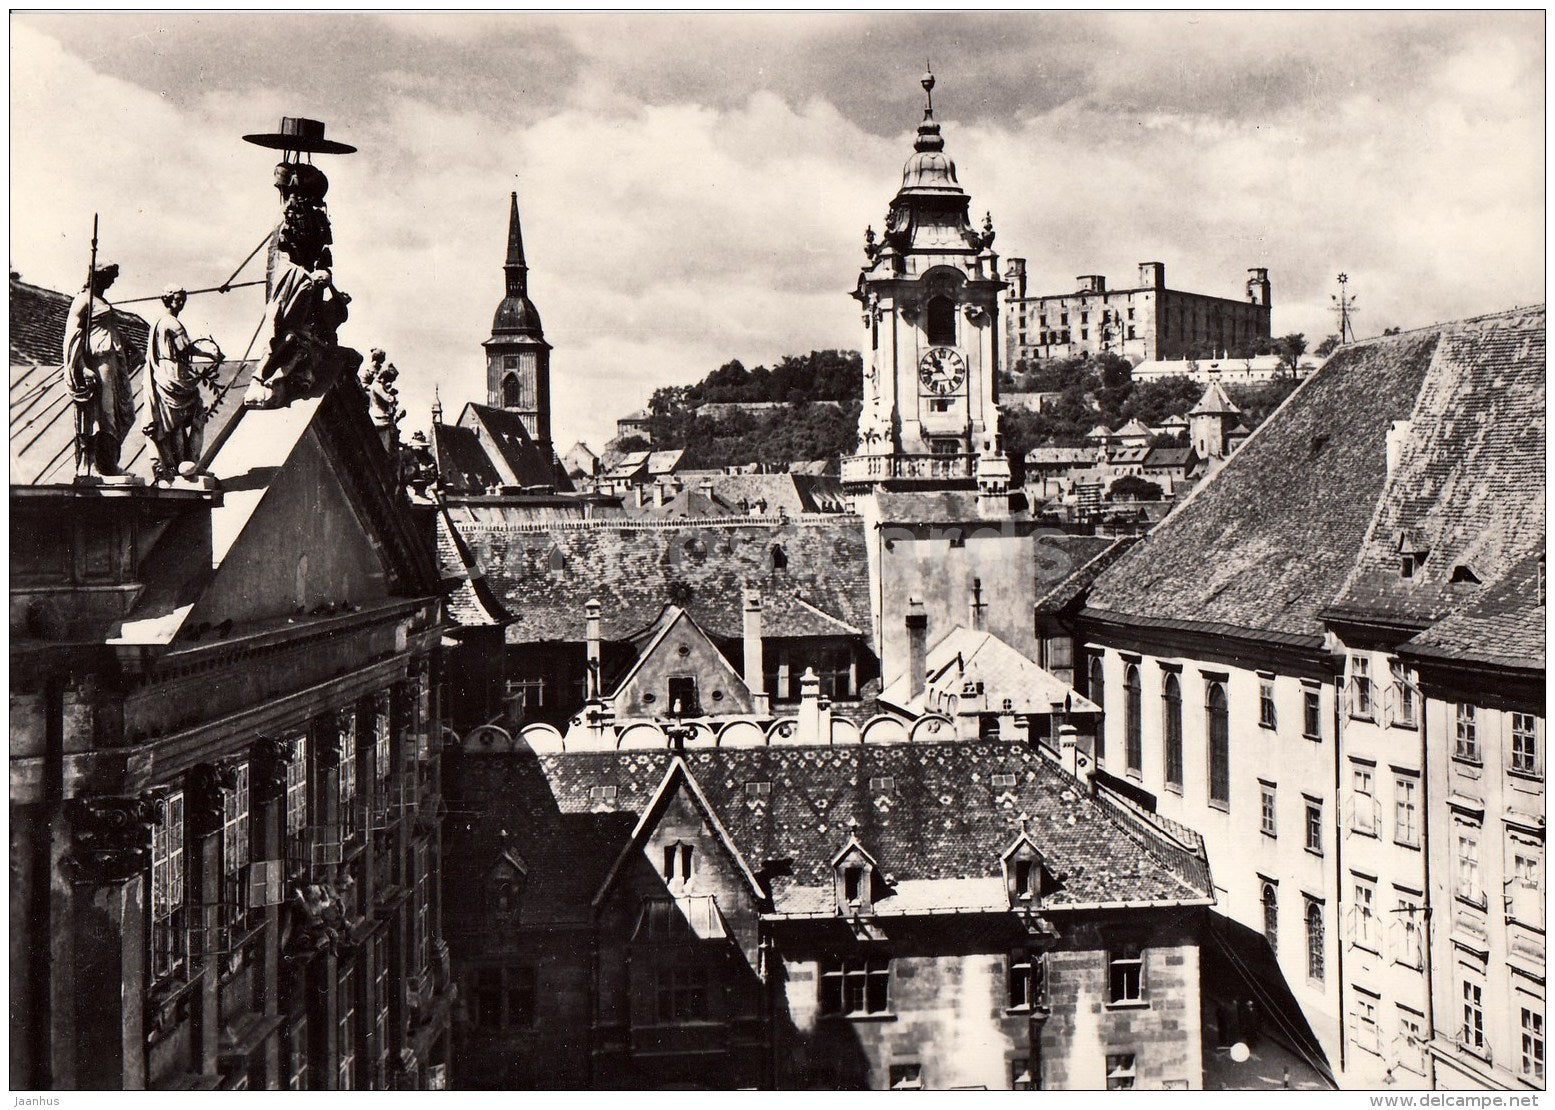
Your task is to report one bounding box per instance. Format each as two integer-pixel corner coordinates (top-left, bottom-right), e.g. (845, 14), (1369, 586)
(926, 296), (957, 347)
(1163, 674), (1183, 790)
(1088, 656), (1106, 764)
(1261, 882), (1278, 953)
(1124, 665), (1142, 776)
(1206, 681), (1230, 808)
(771, 544), (788, 570)
(501, 372), (521, 408)
(1305, 899), (1325, 982)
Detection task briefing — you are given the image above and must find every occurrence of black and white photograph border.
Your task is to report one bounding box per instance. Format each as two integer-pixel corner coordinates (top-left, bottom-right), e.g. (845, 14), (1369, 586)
(7, 7), (1545, 1102)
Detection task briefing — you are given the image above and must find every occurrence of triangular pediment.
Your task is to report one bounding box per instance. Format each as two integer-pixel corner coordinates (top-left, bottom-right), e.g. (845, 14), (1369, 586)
(608, 606), (755, 717)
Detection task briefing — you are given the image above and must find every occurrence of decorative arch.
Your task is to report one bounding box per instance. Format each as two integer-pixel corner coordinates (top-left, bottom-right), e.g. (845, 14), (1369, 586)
(518, 722), (565, 753)
(501, 371), (521, 408)
(860, 714), (909, 745)
(716, 719), (766, 748)
(829, 718), (863, 746)
(909, 713), (955, 743)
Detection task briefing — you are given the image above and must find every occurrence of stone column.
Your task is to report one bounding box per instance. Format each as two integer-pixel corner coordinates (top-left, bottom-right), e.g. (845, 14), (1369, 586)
(64, 794), (160, 1089)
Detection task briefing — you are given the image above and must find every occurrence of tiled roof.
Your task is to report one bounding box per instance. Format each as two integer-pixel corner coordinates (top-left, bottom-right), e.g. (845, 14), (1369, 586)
(877, 625), (1100, 716)
(1327, 308), (1544, 630)
(1188, 381), (1240, 416)
(444, 513), (872, 642)
(1115, 418), (1152, 438)
(1142, 446), (1198, 468)
(462, 403), (573, 490)
(451, 741), (1212, 925)
(10, 276), (149, 367)
(622, 486), (737, 520)
(1034, 535), (1134, 614)
(674, 471), (812, 516)
(1084, 325), (1447, 644)
(1402, 549), (1544, 673)
(431, 421), (504, 493)
(1025, 447), (1093, 466)
(1110, 445), (1151, 464)
(647, 449), (684, 475)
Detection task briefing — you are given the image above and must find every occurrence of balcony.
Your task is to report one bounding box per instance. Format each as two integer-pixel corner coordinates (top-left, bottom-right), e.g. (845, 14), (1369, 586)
(840, 452), (975, 485)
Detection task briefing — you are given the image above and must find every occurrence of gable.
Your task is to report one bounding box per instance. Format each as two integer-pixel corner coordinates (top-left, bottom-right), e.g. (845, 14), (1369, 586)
(181, 421), (392, 631)
(610, 609), (755, 718)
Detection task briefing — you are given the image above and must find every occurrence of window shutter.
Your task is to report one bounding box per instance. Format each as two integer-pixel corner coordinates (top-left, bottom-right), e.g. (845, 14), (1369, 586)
(249, 860), (284, 908)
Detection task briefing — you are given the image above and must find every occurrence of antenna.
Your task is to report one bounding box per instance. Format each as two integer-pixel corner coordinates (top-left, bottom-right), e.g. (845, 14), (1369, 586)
(1330, 273), (1358, 344)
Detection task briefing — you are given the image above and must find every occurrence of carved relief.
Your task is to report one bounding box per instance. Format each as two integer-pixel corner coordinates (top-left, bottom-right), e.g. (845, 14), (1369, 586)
(186, 761), (239, 837)
(67, 795), (159, 882)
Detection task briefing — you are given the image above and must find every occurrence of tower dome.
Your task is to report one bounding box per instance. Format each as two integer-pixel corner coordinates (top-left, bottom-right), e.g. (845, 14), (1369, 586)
(900, 67), (961, 192)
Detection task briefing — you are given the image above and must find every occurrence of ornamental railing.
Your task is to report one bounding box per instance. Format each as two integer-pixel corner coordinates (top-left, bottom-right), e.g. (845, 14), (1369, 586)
(840, 453), (975, 483)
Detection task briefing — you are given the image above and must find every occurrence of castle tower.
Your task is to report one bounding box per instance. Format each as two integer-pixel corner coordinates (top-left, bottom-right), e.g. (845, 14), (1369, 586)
(483, 191), (552, 449)
(843, 69), (1007, 496)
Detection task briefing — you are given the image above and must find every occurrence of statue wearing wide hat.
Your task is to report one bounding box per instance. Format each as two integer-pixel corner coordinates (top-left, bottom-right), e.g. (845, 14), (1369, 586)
(241, 118), (363, 410)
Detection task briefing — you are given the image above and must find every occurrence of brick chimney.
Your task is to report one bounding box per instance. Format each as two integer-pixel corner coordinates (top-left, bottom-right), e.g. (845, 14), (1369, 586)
(797, 667), (822, 742)
(906, 599), (928, 704)
(1387, 420), (1412, 478)
(743, 587), (768, 715)
(653, 482), (667, 507)
(585, 597), (602, 700)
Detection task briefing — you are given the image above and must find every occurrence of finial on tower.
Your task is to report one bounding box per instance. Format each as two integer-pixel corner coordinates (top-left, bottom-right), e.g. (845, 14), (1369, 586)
(921, 63), (936, 118)
(431, 384), (443, 425)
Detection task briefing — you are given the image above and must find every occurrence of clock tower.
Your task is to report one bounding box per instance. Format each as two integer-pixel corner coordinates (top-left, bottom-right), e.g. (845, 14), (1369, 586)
(844, 70), (1010, 498)
(484, 191), (553, 451)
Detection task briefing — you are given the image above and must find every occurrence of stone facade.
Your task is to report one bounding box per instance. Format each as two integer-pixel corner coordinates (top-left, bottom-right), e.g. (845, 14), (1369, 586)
(1004, 262), (1272, 366)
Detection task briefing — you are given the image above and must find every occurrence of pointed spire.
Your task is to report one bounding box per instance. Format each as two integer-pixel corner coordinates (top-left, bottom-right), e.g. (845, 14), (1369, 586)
(921, 64), (935, 118)
(431, 384), (443, 425)
(504, 190), (528, 296)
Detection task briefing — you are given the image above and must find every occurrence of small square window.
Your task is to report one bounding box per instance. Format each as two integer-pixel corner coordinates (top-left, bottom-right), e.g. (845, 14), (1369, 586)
(1105, 1053), (1136, 1090)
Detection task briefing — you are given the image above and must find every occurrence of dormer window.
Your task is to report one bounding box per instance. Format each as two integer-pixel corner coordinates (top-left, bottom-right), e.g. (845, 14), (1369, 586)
(832, 838), (880, 915)
(1002, 835), (1049, 907)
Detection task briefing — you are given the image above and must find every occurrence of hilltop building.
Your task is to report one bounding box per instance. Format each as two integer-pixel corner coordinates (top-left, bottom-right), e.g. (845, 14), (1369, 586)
(1003, 262), (1273, 367)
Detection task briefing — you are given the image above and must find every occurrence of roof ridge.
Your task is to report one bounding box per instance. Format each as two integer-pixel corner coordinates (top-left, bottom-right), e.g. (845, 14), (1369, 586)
(1084, 787), (1211, 902)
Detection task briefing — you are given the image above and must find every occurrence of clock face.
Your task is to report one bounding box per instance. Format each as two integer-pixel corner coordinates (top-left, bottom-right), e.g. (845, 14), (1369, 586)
(918, 347), (967, 395)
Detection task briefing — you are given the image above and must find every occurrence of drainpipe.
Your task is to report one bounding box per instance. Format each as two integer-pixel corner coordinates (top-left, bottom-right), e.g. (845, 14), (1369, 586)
(1418, 676), (1437, 1086)
(1332, 656), (1347, 1077)
(34, 673), (65, 1089)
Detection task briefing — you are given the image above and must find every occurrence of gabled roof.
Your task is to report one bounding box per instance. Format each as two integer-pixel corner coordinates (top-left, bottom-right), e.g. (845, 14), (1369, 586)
(1024, 447), (1093, 466)
(458, 402), (572, 491)
(1142, 446), (1199, 469)
(1085, 323), (1448, 644)
(513, 741), (1213, 917)
(1085, 423), (1114, 440)
(592, 756), (767, 910)
(1400, 549), (1544, 674)
(431, 421), (504, 493)
(602, 604), (753, 707)
(1114, 418), (1152, 438)
(877, 625), (1099, 717)
(1188, 381), (1240, 416)
(1326, 308), (1544, 632)
(444, 513), (871, 641)
(646, 449), (685, 476)
(1109, 445), (1151, 464)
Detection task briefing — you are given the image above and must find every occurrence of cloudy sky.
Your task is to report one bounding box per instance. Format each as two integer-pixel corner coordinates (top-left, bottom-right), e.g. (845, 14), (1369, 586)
(11, 12), (1544, 449)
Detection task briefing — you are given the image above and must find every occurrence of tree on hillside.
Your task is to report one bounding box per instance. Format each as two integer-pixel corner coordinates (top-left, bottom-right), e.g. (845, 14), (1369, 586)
(1110, 475), (1165, 502)
(1273, 333), (1308, 377)
(1313, 334), (1341, 358)
(614, 435), (650, 453)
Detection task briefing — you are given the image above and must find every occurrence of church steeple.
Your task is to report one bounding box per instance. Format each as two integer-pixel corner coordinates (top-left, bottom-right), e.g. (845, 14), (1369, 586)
(484, 190), (552, 446)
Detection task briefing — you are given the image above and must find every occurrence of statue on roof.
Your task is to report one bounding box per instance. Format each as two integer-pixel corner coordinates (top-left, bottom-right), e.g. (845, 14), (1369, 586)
(63, 260), (137, 479)
(143, 286), (223, 483)
(239, 118), (362, 410)
(360, 346), (385, 391)
(369, 361), (403, 451)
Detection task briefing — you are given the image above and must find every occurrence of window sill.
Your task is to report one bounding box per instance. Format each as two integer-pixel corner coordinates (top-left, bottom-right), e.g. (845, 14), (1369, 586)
(1451, 755), (1484, 770)
(1349, 826), (1379, 839)
(1207, 799), (1230, 814)
(1302, 732), (1323, 742)
(1455, 894), (1489, 913)
(1258, 721), (1277, 732)
(819, 1012), (897, 1023)
(1348, 712), (1377, 724)
(1305, 846), (1324, 858)
(1350, 941), (1381, 957)
(1004, 1005), (1050, 1018)
(1260, 830), (1277, 841)
(1105, 999), (1150, 1011)
(1507, 766), (1543, 784)
(1164, 781), (1183, 796)
(1392, 838), (1421, 852)
(1386, 721), (1420, 732)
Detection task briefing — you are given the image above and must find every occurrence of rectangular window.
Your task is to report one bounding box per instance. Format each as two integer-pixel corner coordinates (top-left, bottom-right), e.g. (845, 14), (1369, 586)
(889, 1064), (923, 1091)
(1350, 764), (1377, 836)
(819, 956), (891, 1016)
(1008, 949), (1045, 1011)
(1455, 702), (1480, 762)
(338, 712), (358, 837)
(1108, 944), (1144, 1004)
(1511, 712), (1541, 775)
(1397, 1010), (1426, 1075)
(1305, 800), (1323, 856)
(1456, 828), (1483, 905)
(1389, 661), (1418, 728)
(1351, 993), (1381, 1054)
(1394, 776), (1419, 847)
(372, 934), (390, 1083)
(1260, 782), (1277, 838)
(1105, 1053), (1136, 1090)
(1392, 898), (1424, 969)
(373, 698), (392, 823)
(655, 967), (709, 1023)
(1351, 878), (1378, 951)
(1510, 843), (1544, 927)
(1348, 655), (1373, 719)
(1162, 674), (1183, 791)
(222, 762), (251, 921)
(1302, 687), (1322, 739)
(286, 737), (308, 837)
(1206, 681), (1230, 809)
(1258, 676), (1277, 729)
(150, 791), (186, 979)
(338, 965), (358, 1091)
(1522, 1008), (1545, 1081)
(1462, 979), (1485, 1052)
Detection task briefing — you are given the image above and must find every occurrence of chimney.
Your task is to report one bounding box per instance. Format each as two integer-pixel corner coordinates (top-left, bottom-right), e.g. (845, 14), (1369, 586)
(653, 482), (666, 507)
(969, 577), (986, 632)
(634, 484), (646, 509)
(699, 478), (715, 499)
(1005, 257), (1028, 300)
(1386, 420), (1412, 478)
(906, 599), (928, 704)
(585, 597), (602, 700)
(1138, 262), (1165, 290)
(1078, 274), (1106, 295)
(1059, 723), (1079, 776)
(797, 667), (822, 743)
(743, 587), (768, 715)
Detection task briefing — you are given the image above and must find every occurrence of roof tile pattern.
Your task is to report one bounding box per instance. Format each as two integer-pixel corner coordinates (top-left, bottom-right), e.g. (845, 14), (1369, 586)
(445, 514), (872, 641)
(1329, 309), (1545, 628)
(443, 740), (1213, 927)
(1085, 327), (1446, 643)
(1403, 549), (1544, 672)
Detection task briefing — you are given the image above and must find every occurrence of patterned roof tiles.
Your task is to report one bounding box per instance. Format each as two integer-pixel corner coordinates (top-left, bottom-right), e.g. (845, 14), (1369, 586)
(1402, 548), (1544, 673)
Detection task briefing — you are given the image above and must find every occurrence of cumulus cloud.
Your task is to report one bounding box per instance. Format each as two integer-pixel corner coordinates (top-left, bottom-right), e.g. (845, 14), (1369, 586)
(11, 13), (1543, 450)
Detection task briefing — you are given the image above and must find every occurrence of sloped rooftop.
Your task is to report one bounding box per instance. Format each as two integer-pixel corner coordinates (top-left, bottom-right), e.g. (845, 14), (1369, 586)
(1402, 549), (1544, 674)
